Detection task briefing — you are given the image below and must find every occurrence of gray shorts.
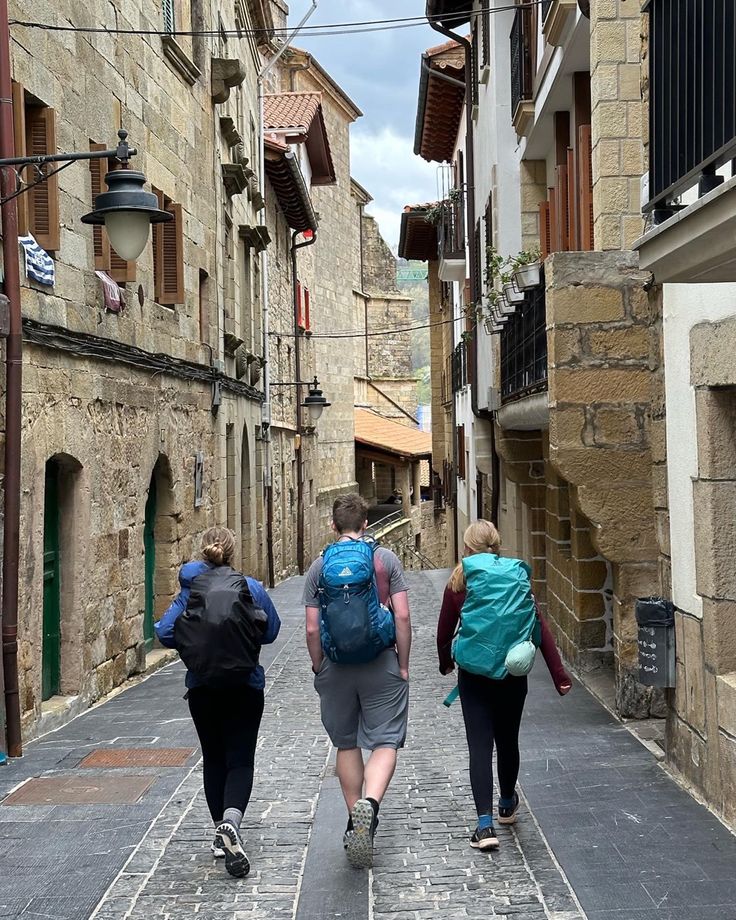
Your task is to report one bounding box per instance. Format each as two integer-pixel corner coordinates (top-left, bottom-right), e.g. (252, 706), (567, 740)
(313, 649), (409, 751)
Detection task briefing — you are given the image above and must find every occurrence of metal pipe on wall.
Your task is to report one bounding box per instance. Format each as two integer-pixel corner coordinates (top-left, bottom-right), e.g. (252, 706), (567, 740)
(1, 0), (24, 758)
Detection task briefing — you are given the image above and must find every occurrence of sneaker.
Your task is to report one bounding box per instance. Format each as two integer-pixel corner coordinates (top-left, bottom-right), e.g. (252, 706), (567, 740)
(470, 825), (499, 851)
(215, 821), (250, 878)
(211, 833), (225, 858)
(345, 799), (376, 869)
(498, 792), (520, 825)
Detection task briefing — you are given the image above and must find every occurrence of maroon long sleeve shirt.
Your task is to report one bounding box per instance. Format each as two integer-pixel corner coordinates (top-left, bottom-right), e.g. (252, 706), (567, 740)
(437, 586), (570, 693)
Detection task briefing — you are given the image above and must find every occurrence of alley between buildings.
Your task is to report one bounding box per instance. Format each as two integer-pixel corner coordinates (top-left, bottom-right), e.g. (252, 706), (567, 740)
(1, 571), (735, 920)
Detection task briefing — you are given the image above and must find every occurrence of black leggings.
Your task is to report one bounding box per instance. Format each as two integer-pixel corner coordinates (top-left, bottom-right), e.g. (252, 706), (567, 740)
(457, 669), (528, 816)
(187, 685), (265, 823)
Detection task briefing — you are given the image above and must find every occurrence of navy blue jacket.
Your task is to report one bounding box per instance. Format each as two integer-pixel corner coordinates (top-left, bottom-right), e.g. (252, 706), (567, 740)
(155, 560), (281, 690)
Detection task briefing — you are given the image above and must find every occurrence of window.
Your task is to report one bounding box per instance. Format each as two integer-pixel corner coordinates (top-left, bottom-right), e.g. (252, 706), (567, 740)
(11, 82), (59, 251)
(162, 0), (176, 33)
(481, 1), (490, 67)
(151, 188), (185, 306)
(89, 143), (135, 282)
(457, 426), (466, 480)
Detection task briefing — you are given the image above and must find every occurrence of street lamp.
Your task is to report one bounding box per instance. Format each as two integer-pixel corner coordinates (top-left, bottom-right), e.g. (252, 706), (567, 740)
(0, 129), (172, 260)
(302, 376), (331, 422)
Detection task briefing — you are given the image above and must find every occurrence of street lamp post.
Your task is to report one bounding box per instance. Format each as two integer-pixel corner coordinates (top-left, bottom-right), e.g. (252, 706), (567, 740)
(0, 0), (171, 757)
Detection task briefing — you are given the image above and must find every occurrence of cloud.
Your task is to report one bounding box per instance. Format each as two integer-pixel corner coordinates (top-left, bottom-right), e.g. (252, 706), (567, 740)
(351, 127), (438, 249)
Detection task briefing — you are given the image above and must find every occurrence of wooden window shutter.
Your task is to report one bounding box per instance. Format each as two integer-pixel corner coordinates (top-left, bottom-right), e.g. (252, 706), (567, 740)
(578, 125), (594, 251)
(159, 202), (185, 305)
(11, 82), (29, 235)
(457, 426), (466, 480)
(548, 187), (559, 254)
(555, 164), (569, 252)
(26, 106), (60, 251)
(152, 188), (165, 301)
(304, 287), (311, 332)
(89, 145), (111, 271)
(296, 280), (305, 329)
(539, 201), (551, 260)
(566, 148), (578, 251)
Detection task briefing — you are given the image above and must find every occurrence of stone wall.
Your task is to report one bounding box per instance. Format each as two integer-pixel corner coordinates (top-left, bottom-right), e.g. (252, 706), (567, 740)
(590, 0), (645, 250)
(361, 212), (397, 293)
(520, 160), (547, 251)
(546, 250), (661, 716)
(6, 0), (271, 737)
(662, 316), (736, 828)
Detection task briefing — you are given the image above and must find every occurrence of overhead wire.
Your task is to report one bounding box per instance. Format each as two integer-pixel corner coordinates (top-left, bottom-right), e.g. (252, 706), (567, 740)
(270, 314), (464, 339)
(10, 3), (544, 39)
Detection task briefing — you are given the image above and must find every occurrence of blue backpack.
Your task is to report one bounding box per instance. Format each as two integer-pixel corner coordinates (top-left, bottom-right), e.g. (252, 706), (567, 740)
(318, 538), (396, 664)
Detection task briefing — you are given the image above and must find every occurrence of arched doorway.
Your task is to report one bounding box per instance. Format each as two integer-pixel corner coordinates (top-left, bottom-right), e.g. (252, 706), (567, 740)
(42, 454), (83, 701)
(143, 455), (177, 654)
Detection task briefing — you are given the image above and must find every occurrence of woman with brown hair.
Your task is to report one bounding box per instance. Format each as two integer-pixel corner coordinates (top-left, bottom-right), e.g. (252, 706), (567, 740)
(437, 520), (570, 852)
(156, 526), (280, 878)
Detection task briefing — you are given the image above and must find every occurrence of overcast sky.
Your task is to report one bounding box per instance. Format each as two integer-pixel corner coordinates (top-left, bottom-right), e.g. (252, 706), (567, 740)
(288, 0), (442, 250)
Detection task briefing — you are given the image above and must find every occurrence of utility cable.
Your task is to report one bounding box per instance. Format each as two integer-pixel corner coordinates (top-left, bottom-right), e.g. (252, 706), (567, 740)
(269, 314), (464, 339)
(10, 3), (544, 39)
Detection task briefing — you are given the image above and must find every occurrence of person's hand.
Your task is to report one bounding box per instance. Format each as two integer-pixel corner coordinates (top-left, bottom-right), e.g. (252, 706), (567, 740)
(400, 667), (409, 682)
(441, 662), (456, 676)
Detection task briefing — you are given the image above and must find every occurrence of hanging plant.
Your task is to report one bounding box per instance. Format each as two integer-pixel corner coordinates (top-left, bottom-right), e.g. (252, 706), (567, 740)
(511, 246), (542, 291)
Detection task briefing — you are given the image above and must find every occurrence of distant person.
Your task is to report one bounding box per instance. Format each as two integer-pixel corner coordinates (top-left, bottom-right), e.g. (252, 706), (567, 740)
(437, 520), (571, 852)
(156, 526), (280, 878)
(303, 493), (411, 869)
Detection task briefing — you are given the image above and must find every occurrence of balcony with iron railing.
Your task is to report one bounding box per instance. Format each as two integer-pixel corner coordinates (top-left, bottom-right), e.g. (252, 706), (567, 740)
(437, 196), (466, 283)
(500, 278), (548, 405)
(510, 4), (534, 136)
(451, 340), (469, 393)
(636, 0), (736, 283)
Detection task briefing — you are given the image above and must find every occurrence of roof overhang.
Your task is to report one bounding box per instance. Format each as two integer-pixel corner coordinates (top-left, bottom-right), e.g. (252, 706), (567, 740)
(398, 207), (438, 261)
(354, 409), (432, 461)
(414, 47), (466, 162)
(426, 0), (473, 29)
(264, 93), (336, 185)
(264, 142), (318, 233)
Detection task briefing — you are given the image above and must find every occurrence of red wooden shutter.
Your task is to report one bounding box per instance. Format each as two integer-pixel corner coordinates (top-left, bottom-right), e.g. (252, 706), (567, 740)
(11, 82), (28, 235)
(578, 124), (594, 251)
(566, 148), (577, 251)
(304, 287), (311, 332)
(159, 202), (184, 305)
(296, 280), (305, 329)
(539, 201), (551, 260)
(26, 106), (60, 251)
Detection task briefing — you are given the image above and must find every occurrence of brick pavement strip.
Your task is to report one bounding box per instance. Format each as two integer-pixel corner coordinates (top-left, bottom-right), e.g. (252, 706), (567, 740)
(90, 573), (584, 920)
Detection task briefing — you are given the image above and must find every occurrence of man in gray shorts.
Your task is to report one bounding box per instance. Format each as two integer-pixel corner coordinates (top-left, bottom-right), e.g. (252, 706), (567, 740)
(303, 493), (411, 869)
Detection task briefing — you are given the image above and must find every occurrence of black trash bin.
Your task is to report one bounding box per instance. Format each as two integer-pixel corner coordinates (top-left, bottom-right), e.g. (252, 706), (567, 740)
(635, 597), (675, 688)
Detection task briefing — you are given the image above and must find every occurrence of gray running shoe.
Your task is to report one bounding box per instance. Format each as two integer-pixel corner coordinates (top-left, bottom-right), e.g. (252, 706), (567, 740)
(345, 799), (376, 869)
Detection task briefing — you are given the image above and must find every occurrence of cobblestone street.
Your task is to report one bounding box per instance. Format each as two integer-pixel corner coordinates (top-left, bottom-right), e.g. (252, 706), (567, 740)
(2, 571), (736, 920)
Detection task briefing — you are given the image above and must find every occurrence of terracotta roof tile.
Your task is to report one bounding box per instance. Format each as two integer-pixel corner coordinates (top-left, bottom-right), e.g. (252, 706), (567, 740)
(264, 92), (323, 134)
(355, 409), (432, 459)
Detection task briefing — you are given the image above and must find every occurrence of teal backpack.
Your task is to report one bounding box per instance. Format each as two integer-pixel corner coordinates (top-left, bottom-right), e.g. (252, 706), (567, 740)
(452, 554), (540, 681)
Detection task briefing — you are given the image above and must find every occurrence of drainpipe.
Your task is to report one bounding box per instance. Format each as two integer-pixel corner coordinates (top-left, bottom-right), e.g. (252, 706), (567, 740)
(0, 0), (23, 757)
(258, 0), (319, 586)
(429, 6), (499, 528)
(291, 229), (317, 575)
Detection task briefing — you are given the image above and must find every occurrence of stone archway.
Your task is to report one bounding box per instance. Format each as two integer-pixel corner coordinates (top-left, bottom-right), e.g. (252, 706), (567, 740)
(143, 454), (178, 653)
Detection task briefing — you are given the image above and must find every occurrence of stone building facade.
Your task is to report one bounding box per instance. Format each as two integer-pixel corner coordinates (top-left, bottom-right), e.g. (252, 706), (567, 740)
(2, 0), (274, 739)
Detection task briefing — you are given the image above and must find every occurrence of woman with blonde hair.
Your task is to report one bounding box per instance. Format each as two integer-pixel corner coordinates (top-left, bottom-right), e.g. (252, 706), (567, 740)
(156, 526), (280, 878)
(437, 520), (569, 851)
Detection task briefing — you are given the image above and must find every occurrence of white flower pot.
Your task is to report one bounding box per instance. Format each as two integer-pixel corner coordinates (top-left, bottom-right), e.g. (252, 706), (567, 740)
(514, 262), (541, 291)
(504, 283), (525, 305)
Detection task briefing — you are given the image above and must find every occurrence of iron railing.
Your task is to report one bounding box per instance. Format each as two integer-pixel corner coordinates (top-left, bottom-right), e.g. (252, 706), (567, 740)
(500, 278), (547, 402)
(451, 340), (468, 393)
(646, 0), (736, 212)
(365, 509), (405, 539)
(510, 5), (533, 116)
(438, 197), (465, 258)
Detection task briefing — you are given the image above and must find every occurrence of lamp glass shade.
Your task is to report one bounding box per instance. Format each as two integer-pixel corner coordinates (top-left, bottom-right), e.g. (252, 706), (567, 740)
(104, 210), (151, 261)
(306, 402), (324, 422)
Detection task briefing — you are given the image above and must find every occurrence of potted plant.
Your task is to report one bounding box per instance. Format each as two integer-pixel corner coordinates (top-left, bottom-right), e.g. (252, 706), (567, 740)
(501, 270), (525, 305)
(511, 246), (542, 291)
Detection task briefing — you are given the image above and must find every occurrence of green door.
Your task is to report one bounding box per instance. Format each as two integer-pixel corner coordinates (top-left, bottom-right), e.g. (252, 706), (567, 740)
(143, 477), (157, 651)
(42, 464), (61, 700)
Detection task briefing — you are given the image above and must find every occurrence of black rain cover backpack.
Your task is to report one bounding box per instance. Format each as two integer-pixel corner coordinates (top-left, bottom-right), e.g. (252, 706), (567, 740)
(174, 565), (268, 687)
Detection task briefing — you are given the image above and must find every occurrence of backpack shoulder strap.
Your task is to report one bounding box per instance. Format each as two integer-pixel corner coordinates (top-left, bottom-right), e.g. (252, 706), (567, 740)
(372, 547), (391, 608)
